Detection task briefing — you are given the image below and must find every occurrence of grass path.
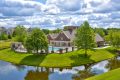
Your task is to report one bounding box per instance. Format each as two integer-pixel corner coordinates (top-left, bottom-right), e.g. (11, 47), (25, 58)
(0, 47), (115, 67)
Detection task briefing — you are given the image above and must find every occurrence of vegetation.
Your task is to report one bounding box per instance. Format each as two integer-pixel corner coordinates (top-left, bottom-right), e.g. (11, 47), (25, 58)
(42, 28), (62, 34)
(75, 21), (96, 56)
(25, 28), (48, 54)
(94, 28), (105, 37)
(0, 47), (115, 67)
(106, 57), (120, 70)
(13, 25), (27, 42)
(51, 28), (62, 33)
(1, 24), (120, 79)
(42, 29), (50, 35)
(8, 34), (12, 39)
(86, 68), (120, 80)
(0, 33), (8, 40)
(63, 26), (69, 31)
(108, 30), (120, 48)
(0, 40), (12, 50)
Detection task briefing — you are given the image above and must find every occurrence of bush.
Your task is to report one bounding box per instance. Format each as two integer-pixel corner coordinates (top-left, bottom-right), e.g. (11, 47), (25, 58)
(0, 33), (8, 40)
(8, 34), (12, 39)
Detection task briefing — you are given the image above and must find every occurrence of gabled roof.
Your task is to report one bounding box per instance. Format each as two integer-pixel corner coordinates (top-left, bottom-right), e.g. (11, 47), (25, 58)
(48, 30), (104, 42)
(55, 32), (70, 41)
(63, 30), (76, 41)
(48, 33), (59, 39)
(95, 33), (104, 42)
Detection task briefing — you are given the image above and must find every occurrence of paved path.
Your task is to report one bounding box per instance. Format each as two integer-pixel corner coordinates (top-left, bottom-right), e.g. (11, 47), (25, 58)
(94, 46), (111, 49)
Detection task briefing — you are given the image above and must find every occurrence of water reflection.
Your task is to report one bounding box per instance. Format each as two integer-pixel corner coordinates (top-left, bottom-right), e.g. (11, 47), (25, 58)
(72, 64), (94, 80)
(12, 64), (26, 71)
(91, 61), (109, 74)
(25, 68), (49, 80)
(106, 57), (120, 70)
(0, 57), (120, 80)
(0, 61), (26, 80)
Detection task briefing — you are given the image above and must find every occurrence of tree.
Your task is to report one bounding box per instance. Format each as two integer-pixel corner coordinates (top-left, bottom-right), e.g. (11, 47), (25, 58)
(25, 28), (48, 54)
(75, 21), (96, 56)
(108, 30), (120, 48)
(63, 26), (68, 31)
(8, 34), (12, 39)
(72, 64), (94, 80)
(107, 28), (120, 32)
(14, 25), (27, 42)
(94, 28), (105, 37)
(51, 28), (62, 33)
(42, 29), (50, 35)
(0, 33), (8, 40)
(24, 36), (33, 53)
(106, 57), (120, 70)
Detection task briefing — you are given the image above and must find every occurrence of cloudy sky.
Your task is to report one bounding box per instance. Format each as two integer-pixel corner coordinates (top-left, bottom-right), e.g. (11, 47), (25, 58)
(0, 0), (120, 29)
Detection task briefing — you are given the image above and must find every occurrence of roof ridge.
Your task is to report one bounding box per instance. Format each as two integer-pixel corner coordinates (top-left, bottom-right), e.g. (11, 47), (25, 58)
(63, 31), (70, 39)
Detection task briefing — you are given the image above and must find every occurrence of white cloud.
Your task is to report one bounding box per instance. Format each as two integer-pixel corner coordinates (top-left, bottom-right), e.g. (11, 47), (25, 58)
(0, 22), (7, 27)
(42, 4), (60, 14)
(0, 0), (120, 29)
(0, 61), (17, 75)
(46, 0), (83, 11)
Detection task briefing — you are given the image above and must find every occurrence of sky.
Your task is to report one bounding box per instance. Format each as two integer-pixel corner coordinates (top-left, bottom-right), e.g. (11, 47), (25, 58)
(0, 0), (120, 29)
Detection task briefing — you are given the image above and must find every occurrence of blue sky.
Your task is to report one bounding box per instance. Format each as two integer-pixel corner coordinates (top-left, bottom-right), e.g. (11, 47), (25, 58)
(0, 0), (120, 29)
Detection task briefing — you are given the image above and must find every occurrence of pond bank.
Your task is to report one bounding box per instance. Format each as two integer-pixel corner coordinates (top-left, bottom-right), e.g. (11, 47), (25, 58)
(86, 57), (120, 80)
(86, 67), (120, 80)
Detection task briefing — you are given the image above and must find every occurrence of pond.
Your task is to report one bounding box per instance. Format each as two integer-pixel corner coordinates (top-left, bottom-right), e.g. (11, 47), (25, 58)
(0, 57), (120, 80)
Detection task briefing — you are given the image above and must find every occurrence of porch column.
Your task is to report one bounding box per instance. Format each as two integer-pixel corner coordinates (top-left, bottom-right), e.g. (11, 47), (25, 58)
(57, 42), (59, 47)
(60, 42), (62, 47)
(67, 42), (69, 47)
(59, 41), (61, 47)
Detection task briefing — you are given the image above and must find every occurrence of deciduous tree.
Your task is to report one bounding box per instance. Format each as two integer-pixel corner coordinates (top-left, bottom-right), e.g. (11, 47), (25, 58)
(108, 30), (120, 48)
(14, 25), (27, 42)
(25, 28), (48, 54)
(75, 21), (96, 56)
(94, 28), (105, 37)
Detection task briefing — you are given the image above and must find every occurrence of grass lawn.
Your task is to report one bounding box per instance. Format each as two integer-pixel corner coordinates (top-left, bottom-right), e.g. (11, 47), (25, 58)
(0, 40), (12, 50)
(0, 47), (116, 67)
(86, 68), (120, 80)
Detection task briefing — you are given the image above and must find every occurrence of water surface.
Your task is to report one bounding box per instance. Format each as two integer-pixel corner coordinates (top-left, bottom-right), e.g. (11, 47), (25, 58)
(0, 57), (120, 80)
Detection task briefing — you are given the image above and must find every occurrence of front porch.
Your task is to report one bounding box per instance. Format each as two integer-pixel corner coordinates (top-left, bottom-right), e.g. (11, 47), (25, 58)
(97, 41), (105, 47)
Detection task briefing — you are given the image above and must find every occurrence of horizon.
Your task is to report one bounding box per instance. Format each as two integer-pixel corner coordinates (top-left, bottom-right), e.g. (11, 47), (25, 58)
(0, 0), (120, 29)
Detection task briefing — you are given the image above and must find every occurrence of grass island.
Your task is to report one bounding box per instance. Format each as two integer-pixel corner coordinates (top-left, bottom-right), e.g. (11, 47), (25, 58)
(0, 47), (116, 68)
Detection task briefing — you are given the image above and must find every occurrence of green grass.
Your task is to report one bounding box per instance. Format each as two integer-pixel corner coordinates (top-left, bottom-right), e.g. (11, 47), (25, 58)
(0, 40), (12, 50)
(0, 47), (116, 67)
(86, 68), (120, 80)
